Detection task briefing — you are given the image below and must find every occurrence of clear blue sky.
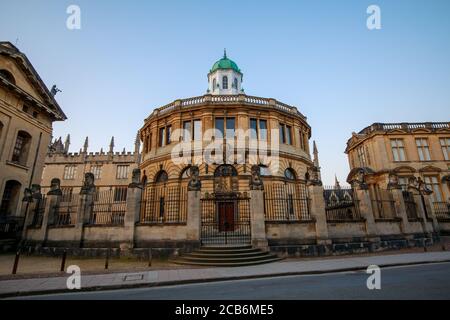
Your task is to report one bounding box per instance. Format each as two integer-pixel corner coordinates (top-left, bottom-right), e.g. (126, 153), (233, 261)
(1, 0), (449, 185)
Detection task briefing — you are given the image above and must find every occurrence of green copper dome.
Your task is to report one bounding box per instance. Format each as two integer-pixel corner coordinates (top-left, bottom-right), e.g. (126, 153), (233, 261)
(210, 50), (241, 74)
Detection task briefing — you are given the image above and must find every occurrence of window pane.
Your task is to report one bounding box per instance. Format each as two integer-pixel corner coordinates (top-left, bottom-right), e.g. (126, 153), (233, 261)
(215, 118), (224, 139)
(183, 121), (191, 141)
(399, 148), (406, 161)
(250, 119), (258, 139)
(280, 124), (286, 144)
(286, 126), (292, 145)
(159, 127), (165, 147)
(226, 118), (235, 139)
(193, 120), (201, 141)
(222, 76), (228, 89)
(259, 120), (267, 140)
(166, 126), (172, 144)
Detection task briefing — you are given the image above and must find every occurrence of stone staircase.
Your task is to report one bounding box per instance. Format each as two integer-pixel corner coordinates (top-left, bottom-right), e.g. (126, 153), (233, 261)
(172, 245), (282, 267)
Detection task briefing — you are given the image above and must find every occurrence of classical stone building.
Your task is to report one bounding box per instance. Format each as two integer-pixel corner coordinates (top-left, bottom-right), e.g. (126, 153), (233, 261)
(17, 53), (446, 263)
(346, 122), (450, 235)
(41, 134), (140, 196)
(0, 42), (66, 237)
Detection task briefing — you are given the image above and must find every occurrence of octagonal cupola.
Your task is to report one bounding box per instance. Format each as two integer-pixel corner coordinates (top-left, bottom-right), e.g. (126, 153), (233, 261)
(207, 49), (243, 95)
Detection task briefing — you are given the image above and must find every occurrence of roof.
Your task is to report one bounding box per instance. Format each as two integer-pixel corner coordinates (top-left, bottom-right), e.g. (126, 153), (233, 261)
(210, 50), (241, 74)
(0, 41), (67, 121)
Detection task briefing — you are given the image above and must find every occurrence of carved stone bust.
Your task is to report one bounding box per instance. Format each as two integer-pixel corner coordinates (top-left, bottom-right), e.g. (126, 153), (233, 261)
(417, 177), (433, 195)
(47, 178), (62, 196)
(187, 166), (201, 191)
(408, 176), (419, 191)
(306, 166), (322, 186)
(249, 165), (264, 190)
(22, 188), (33, 202)
(80, 172), (96, 194)
(31, 184), (42, 199)
(387, 173), (400, 190)
(352, 168), (368, 190)
(128, 168), (142, 188)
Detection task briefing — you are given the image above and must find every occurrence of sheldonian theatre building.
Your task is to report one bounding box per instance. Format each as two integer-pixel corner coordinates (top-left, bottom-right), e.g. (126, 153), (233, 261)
(15, 51), (449, 265)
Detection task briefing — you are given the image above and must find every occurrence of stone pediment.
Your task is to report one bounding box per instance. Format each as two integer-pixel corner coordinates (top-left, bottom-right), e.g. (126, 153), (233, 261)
(419, 165), (441, 173)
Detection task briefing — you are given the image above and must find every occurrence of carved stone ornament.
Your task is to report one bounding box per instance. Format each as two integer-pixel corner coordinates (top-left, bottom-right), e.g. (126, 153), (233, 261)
(351, 168), (368, 190)
(249, 165), (264, 190)
(417, 177), (433, 195)
(47, 178), (62, 196)
(128, 168), (142, 189)
(22, 188), (33, 202)
(306, 166), (322, 186)
(80, 172), (96, 194)
(387, 173), (400, 190)
(187, 166), (201, 191)
(407, 176), (419, 191)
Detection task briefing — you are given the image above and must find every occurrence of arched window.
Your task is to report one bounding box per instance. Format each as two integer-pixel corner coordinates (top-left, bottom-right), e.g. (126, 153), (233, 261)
(11, 130), (32, 166)
(222, 76), (228, 89)
(233, 78), (238, 89)
(212, 78), (216, 92)
(154, 170), (168, 183)
(284, 168), (296, 180)
(0, 69), (15, 85)
(0, 180), (22, 216)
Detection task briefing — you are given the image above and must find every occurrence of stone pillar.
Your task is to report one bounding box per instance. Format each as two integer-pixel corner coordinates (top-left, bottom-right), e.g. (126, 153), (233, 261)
(354, 186), (379, 239)
(249, 189), (268, 250)
(121, 169), (143, 253)
(422, 193), (440, 235)
(411, 190), (433, 236)
(307, 183), (330, 245)
(186, 190), (201, 243)
(390, 188), (413, 236)
(74, 173), (96, 247)
(20, 188), (36, 240)
(41, 193), (60, 245)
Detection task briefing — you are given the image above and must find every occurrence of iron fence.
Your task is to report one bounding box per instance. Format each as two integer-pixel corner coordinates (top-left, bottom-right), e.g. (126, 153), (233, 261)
(201, 194), (251, 245)
(403, 191), (418, 220)
(324, 187), (361, 221)
(433, 202), (450, 220)
(370, 189), (397, 219)
(264, 183), (311, 222)
(89, 187), (127, 226)
(140, 184), (187, 223)
(53, 193), (79, 226)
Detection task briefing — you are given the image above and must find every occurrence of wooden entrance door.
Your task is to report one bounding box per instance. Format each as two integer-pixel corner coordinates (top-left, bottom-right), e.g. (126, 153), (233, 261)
(218, 202), (234, 232)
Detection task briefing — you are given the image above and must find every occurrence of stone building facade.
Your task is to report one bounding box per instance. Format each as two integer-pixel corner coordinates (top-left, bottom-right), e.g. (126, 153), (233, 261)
(0, 42), (66, 238)
(346, 122), (450, 235)
(17, 53), (448, 259)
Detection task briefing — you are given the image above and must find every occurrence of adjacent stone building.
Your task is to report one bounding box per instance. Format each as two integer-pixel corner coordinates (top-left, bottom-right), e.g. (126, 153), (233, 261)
(0, 42), (66, 236)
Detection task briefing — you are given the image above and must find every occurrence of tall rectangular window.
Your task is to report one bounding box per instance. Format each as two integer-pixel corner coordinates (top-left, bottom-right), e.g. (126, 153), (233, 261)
(215, 118), (224, 139)
(116, 165), (129, 179)
(158, 127), (165, 147)
(416, 138), (431, 161)
(250, 118), (258, 140)
(166, 125), (172, 144)
(148, 133), (152, 151)
(357, 146), (367, 167)
(286, 125), (292, 145)
(398, 177), (410, 191)
(439, 138), (450, 161)
(12, 135), (25, 162)
(91, 165), (102, 179)
(183, 121), (191, 141)
(391, 139), (406, 162)
(193, 119), (201, 141)
(226, 117), (235, 139)
(259, 120), (267, 140)
(279, 123), (286, 144)
(424, 176), (443, 202)
(63, 165), (77, 180)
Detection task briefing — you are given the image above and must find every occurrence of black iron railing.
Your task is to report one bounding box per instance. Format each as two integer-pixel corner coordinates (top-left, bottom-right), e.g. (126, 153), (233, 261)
(89, 187), (127, 226)
(30, 196), (47, 227)
(264, 183), (311, 222)
(53, 193), (79, 226)
(403, 191), (418, 220)
(140, 185), (187, 224)
(433, 202), (450, 220)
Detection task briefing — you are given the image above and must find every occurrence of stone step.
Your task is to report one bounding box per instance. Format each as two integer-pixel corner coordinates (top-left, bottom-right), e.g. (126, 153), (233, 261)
(172, 246), (283, 267)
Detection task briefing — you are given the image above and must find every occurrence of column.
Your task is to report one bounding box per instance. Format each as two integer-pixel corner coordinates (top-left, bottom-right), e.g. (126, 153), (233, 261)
(307, 183), (330, 245)
(354, 186), (379, 240)
(74, 173), (96, 247)
(411, 189), (434, 236)
(249, 189), (268, 250)
(121, 169), (143, 253)
(389, 187), (414, 237)
(186, 190), (201, 243)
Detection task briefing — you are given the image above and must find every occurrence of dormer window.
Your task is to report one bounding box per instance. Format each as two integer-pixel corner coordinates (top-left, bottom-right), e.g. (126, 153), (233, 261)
(212, 78), (216, 92)
(222, 76), (228, 89)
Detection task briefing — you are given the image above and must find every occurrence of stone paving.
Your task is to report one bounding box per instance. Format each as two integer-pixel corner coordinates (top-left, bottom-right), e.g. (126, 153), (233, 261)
(1, 251), (450, 298)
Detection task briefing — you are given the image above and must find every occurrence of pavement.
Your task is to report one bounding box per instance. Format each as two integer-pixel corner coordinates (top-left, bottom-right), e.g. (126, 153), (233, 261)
(18, 262), (450, 300)
(1, 251), (450, 298)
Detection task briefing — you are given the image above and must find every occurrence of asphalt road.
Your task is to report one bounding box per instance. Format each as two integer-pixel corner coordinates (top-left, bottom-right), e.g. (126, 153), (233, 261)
(13, 262), (450, 300)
